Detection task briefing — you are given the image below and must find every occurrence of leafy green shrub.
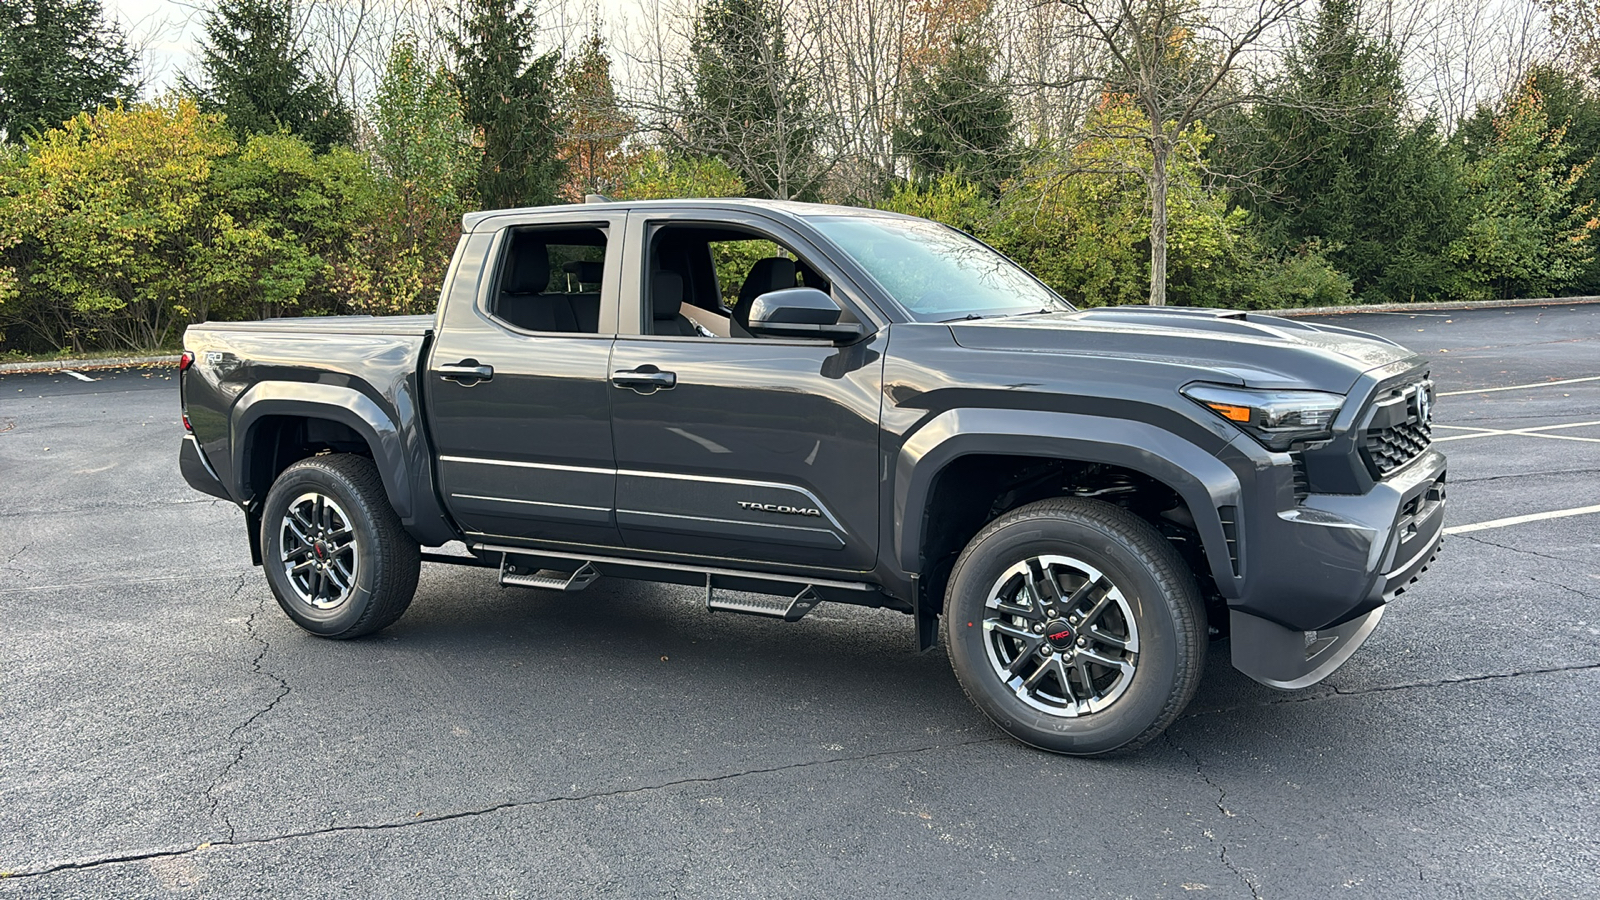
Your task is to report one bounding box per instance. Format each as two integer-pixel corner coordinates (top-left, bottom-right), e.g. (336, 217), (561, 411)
(612, 149), (744, 201)
(0, 98), (234, 351)
(876, 174), (993, 235)
(1449, 81), (1598, 300)
(1243, 243), (1356, 309)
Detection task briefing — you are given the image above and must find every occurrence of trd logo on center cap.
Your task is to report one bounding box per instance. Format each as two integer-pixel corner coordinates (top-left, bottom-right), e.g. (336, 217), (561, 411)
(1049, 629), (1072, 641)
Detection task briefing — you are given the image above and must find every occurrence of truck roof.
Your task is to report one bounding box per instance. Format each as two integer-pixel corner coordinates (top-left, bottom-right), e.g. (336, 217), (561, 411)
(461, 198), (915, 233)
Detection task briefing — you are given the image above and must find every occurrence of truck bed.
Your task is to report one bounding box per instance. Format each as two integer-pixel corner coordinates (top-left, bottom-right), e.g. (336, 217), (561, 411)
(180, 315), (450, 544)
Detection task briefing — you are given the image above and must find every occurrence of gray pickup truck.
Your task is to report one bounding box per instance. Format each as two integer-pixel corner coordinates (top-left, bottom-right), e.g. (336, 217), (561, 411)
(179, 198), (1446, 755)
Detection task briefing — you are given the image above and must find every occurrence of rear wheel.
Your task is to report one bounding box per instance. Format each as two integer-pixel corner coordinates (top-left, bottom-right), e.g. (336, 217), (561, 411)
(260, 454), (419, 639)
(942, 498), (1206, 756)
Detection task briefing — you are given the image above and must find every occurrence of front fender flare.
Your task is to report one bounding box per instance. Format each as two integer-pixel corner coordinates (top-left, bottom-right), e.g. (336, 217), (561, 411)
(893, 408), (1243, 596)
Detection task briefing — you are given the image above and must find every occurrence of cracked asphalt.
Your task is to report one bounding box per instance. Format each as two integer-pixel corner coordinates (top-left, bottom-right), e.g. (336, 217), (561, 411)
(2, 303), (1598, 898)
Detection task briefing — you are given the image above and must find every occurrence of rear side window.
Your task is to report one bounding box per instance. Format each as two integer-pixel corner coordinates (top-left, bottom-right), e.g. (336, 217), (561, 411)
(491, 226), (608, 334)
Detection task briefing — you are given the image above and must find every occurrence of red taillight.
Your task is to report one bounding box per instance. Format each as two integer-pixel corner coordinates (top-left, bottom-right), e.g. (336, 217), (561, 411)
(182, 414), (193, 432)
(179, 351), (194, 372)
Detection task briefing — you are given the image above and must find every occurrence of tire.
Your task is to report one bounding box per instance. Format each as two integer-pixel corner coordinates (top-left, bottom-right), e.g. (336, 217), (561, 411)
(260, 453), (420, 639)
(941, 497), (1206, 756)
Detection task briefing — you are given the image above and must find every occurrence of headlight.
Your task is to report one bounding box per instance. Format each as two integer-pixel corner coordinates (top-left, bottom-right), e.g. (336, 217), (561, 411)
(1181, 383), (1345, 450)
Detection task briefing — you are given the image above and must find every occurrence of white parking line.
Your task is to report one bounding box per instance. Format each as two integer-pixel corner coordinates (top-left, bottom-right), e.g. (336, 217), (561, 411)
(1445, 504), (1600, 535)
(1439, 375), (1600, 397)
(1433, 420), (1600, 443)
(59, 370), (96, 383)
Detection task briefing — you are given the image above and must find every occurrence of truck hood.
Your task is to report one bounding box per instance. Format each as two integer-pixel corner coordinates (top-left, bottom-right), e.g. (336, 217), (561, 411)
(948, 307), (1424, 393)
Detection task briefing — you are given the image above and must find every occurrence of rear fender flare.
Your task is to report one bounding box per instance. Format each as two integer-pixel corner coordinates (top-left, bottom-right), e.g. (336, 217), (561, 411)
(893, 409), (1242, 595)
(231, 382), (413, 520)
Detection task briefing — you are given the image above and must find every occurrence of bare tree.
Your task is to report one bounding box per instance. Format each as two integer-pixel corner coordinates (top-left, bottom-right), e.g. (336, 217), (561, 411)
(1397, 0), (1549, 129)
(1048, 0), (1308, 306)
(797, 0), (915, 198)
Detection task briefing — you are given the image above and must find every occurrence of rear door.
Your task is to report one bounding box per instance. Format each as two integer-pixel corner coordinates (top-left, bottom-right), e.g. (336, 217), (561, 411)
(424, 211), (626, 548)
(606, 209), (887, 572)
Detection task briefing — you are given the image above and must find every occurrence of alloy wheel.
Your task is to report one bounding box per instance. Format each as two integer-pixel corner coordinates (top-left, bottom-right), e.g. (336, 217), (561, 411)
(982, 554), (1140, 717)
(279, 491), (360, 611)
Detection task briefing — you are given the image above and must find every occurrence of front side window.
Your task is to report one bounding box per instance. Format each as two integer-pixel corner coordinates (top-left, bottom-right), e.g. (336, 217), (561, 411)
(646, 224), (838, 338)
(807, 214), (1071, 322)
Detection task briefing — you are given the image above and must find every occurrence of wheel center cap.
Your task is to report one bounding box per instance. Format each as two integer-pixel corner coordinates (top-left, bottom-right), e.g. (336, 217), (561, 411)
(313, 541), (326, 560)
(1044, 620), (1075, 650)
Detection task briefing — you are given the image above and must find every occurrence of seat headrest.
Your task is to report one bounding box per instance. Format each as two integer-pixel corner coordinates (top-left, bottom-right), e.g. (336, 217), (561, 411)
(738, 257), (798, 305)
(502, 233), (550, 294)
(562, 259), (604, 285)
(651, 270), (684, 320)
(735, 257), (797, 327)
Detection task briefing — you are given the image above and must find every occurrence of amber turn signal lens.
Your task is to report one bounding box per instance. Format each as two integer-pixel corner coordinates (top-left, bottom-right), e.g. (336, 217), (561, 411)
(1206, 402), (1252, 423)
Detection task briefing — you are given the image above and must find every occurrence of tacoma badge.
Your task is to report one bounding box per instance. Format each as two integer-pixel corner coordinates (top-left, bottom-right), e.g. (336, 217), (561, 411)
(738, 501), (822, 517)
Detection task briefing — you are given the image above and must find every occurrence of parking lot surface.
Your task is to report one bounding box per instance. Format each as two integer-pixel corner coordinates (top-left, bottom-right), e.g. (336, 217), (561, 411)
(2, 303), (1597, 898)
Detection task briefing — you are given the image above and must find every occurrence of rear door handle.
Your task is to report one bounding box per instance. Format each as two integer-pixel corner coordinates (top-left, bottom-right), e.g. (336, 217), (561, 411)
(438, 360), (494, 385)
(611, 366), (676, 393)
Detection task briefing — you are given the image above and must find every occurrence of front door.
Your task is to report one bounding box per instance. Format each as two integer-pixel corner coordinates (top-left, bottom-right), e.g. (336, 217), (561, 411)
(606, 211), (885, 572)
(425, 215), (626, 548)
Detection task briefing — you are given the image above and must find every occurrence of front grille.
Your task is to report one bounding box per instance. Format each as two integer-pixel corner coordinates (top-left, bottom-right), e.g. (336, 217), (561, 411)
(1361, 379), (1434, 478)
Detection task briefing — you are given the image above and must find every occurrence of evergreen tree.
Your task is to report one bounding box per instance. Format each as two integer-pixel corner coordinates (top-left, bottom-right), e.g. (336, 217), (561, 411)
(0, 0), (138, 143)
(1226, 0), (1462, 302)
(373, 38), (475, 212)
(559, 32), (633, 200)
(1450, 80), (1598, 300)
(894, 29), (1014, 194)
(682, 0), (818, 200)
(1458, 65), (1600, 293)
(447, 0), (564, 210)
(186, 0), (352, 149)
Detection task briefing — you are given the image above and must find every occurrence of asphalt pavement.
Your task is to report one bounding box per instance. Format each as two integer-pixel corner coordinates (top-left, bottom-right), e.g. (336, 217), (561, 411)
(2, 304), (1597, 898)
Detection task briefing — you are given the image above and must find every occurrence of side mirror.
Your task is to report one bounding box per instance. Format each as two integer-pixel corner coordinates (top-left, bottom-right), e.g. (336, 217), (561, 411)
(746, 287), (864, 341)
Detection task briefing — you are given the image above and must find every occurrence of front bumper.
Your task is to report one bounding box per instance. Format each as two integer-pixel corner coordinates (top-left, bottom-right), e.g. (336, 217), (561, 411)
(1229, 448), (1446, 689)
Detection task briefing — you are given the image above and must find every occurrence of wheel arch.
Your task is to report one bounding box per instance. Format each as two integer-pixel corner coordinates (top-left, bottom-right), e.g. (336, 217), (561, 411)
(893, 409), (1243, 603)
(233, 384), (409, 511)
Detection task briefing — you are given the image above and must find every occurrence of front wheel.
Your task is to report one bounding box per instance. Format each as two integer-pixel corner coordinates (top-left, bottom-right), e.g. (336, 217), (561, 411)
(942, 498), (1206, 756)
(260, 454), (420, 639)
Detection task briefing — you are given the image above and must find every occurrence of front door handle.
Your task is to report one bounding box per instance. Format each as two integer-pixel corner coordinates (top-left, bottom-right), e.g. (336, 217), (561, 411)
(611, 366), (676, 394)
(438, 360), (494, 385)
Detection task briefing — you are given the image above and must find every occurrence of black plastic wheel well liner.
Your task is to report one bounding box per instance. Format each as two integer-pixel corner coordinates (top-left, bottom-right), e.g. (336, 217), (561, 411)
(918, 454), (1199, 613)
(242, 415), (373, 505)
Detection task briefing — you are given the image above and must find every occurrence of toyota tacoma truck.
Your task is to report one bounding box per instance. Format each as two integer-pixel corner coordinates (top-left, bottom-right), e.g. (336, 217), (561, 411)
(178, 198), (1446, 756)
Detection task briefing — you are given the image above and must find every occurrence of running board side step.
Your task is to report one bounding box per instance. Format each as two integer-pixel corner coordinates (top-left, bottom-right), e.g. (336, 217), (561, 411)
(500, 558), (600, 592)
(706, 580), (820, 622)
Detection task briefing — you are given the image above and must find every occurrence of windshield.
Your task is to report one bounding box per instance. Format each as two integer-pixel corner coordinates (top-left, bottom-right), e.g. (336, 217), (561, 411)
(807, 215), (1072, 321)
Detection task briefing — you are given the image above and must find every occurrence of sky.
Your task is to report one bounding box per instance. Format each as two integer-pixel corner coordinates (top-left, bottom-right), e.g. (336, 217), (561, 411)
(103, 0), (1545, 130)
(104, 0), (648, 97)
(105, 0), (208, 91)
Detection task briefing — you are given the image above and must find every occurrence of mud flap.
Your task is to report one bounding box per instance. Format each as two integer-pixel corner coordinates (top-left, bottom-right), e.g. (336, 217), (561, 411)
(1230, 606), (1386, 690)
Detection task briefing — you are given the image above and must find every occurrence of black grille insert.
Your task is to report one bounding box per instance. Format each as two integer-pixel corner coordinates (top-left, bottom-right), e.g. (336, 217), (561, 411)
(1361, 380), (1434, 478)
